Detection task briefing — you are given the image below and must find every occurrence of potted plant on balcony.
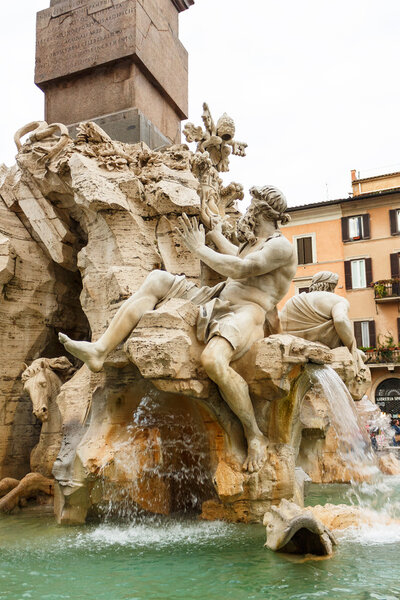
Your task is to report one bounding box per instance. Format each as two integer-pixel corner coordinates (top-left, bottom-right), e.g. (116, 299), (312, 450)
(372, 280), (388, 298)
(360, 346), (375, 363)
(372, 278), (400, 298)
(377, 334), (396, 363)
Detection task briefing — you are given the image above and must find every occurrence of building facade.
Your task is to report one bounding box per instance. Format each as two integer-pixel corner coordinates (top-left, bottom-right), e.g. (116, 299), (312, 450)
(280, 175), (400, 417)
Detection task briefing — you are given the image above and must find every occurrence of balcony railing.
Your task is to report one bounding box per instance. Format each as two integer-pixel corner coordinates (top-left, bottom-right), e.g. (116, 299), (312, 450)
(372, 279), (400, 302)
(365, 348), (400, 365)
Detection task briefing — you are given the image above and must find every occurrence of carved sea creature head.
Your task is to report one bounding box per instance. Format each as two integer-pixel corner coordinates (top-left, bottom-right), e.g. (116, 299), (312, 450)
(263, 499), (337, 556)
(309, 271), (339, 293)
(22, 357), (74, 422)
(216, 113), (235, 142)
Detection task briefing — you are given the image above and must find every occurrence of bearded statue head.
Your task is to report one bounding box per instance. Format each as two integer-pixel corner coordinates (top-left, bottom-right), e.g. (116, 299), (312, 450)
(237, 185), (290, 244)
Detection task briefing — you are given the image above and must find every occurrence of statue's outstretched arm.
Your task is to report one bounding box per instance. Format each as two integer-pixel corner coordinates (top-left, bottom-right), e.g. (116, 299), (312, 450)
(177, 215), (291, 279)
(206, 220), (238, 256)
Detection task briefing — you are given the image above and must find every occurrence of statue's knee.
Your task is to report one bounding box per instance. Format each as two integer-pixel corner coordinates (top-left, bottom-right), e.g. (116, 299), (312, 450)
(201, 349), (224, 380)
(144, 269), (173, 295)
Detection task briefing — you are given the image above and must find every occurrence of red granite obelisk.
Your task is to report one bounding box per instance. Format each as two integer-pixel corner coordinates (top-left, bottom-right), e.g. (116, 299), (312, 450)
(35, 0), (194, 147)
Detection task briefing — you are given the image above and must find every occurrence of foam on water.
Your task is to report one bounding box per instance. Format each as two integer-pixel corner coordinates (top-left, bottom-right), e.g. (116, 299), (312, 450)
(72, 519), (238, 549)
(339, 522), (400, 545)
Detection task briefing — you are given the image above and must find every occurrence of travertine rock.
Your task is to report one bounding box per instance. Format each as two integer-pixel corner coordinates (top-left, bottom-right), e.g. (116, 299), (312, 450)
(0, 164), (88, 479)
(378, 453), (400, 475)
(308, 503), (400, 530)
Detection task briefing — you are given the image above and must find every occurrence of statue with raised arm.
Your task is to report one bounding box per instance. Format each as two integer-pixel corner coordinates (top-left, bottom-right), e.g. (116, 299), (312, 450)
(280, 271), (367, 380)
(59, 185), (297, 472)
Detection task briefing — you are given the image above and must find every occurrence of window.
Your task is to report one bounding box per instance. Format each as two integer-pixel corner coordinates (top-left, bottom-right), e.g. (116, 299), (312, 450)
(351, 259), (366, 288)
(389, 209), (400, 236)
(294, 279), (312, 294)
(341, 214), (370, 242)
(294, 235), (315, 265)
(348, 216), (363, 239)
(391, 252), (400, 279)
(344, 258), (372, 289)
(354, 320), (376, 348)
(361, 322), (370, 347)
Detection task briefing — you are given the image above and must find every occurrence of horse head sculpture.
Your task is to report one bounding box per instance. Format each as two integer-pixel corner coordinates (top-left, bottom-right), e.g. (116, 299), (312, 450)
(22, 357), (75, 422)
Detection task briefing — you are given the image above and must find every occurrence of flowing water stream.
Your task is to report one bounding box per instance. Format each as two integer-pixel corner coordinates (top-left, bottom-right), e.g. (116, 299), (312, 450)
(306, 365), (379, 479)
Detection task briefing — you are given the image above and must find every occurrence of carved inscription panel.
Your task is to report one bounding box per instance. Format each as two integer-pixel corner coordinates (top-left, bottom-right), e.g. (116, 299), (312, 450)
(35, 0), (136, 84)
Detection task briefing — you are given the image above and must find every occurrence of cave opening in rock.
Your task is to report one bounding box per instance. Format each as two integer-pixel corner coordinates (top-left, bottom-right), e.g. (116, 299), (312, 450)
(93, 387), (220, 521)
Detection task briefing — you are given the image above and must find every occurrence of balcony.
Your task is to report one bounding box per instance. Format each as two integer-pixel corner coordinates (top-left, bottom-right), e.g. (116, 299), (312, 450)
(372, 279), (400, 303)
(365, 347), (400, 369)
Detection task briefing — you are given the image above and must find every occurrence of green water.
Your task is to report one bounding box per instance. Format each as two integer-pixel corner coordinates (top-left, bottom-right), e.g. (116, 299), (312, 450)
(1, 480), (400, 600)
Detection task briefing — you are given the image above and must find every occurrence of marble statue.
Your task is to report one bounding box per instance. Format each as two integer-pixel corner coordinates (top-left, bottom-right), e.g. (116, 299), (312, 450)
(183, 102), (247, 173)
(59, 185), (297, 472)
(185, 103), (246, 233)
(0, 357), (74, 513)
(280, 271), (367, 381)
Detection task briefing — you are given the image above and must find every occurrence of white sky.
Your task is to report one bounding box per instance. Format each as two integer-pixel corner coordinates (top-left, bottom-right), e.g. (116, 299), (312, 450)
(1, 0), (399, 207)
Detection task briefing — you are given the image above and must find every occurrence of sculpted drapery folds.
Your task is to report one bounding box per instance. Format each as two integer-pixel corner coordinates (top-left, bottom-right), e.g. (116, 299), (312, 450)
(280, 270), (368, 381)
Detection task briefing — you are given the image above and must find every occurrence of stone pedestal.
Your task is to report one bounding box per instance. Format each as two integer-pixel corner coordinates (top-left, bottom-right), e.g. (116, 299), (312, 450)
(35, 0), (194, 146)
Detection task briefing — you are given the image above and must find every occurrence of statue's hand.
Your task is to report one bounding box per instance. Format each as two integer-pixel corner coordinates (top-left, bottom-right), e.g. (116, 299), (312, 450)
(175, 214), (205, 254)
(205, 215), (223, 245)
(209, 215), (223, 234)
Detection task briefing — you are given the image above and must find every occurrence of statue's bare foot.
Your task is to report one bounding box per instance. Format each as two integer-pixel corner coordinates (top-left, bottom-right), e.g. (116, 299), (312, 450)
(242, 435), (268, 473)
(58, 333), (104, 373)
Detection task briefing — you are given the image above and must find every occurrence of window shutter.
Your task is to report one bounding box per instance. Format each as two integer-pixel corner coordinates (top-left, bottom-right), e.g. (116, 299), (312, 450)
(344, 260), (352, 289)
(397, 318), (400, 345)
(297, 239), (305, 264)
(365, 258), (373, 286)
(390, 210), (398, 236)
(362, 214), (370, 239)
(369, 321), (376, 348)
(341, 217), (350, 242)
(354, 322), (362, 347)
(390, 253), (400, 278)
(304, 237), (313, 263)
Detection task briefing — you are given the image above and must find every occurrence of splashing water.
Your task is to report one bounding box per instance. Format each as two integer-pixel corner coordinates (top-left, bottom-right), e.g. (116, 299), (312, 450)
(306, 365), (400, 543)
(307, 365), (378, 478)
(95, 392), (215, 521)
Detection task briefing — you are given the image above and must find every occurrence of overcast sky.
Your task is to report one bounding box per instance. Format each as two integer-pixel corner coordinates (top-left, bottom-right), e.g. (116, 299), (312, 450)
(1, 1), (399, 207)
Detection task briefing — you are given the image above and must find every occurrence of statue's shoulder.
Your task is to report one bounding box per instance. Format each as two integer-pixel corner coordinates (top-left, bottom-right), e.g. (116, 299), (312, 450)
(264, 233), (294, 253)
(311, 291), (349, 311)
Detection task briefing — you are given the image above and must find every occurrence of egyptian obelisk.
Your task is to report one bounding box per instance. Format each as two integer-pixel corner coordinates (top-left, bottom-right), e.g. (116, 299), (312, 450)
(35, 0), (194, 147)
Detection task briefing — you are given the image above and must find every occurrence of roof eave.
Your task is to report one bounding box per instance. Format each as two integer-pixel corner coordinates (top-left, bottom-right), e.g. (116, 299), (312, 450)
(287, 187), (400, 213)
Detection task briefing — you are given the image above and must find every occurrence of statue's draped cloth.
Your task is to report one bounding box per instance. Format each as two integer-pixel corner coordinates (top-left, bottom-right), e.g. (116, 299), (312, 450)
(280, 292), (341, 349)
(157, 274), (264, 359)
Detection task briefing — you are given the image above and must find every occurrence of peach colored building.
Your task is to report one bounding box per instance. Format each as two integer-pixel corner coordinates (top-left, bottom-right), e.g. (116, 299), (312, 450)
(280, 174), (400, 417)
